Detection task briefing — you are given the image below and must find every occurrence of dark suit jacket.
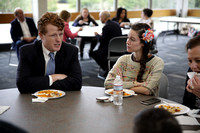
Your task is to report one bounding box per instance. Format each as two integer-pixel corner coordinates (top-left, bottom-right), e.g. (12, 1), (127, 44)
(10, 17), (38, 43)
(183, 67), (197, 109)
(17, 40), (82, 93)
(96, 19), (122, 52)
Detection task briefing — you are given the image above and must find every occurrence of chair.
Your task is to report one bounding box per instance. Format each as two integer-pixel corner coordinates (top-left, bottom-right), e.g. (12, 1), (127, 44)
(107, 36), (128, 71)
(159, 73), (169, 99)
(8, 43), (18, 67)
(149, 30), (162, 55)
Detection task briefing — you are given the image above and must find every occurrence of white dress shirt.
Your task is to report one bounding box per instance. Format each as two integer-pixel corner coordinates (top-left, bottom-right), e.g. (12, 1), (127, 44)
(42, 43), (56, 86)
(18, 18), (32, 38)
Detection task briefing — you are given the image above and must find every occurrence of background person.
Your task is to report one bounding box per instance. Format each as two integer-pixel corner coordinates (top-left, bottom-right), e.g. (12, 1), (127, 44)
(91, 11), (122, 77)
(10, 7), (38, 60)
(112, 7), (130, 28)
(72, 8), (98, 59)
(183, 35), (200, 109)
(17, 12), (82, 93)
(59, 10), (82, 43)
(104, 23), (164, 96)
(137, 8), (154, 28)
(133, 108), (182, 133)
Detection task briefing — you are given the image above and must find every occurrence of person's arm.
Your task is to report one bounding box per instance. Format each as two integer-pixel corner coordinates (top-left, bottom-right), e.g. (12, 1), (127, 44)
(183, 68), (197, 109)
(90, 17), (98, 26)
(130, 57), (164, 96)
(10, 21), (22, 42)
(105, 56), (164, 96)
(17, 44), (50, 93)
(50, 46), (82, 91)
(64, 23), (78, 39)
(72, 19), (80, 27)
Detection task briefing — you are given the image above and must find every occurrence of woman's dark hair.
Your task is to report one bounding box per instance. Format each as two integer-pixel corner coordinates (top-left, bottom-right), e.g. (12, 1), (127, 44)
(115, 7), (128, 21)
(133, 108), (182, 133)
(143, 8), (153, 17)
(131, 23), (152, 82)
(186, 35), (200, 51)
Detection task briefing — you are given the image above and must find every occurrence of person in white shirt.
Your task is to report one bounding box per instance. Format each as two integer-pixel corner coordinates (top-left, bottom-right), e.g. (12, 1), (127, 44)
(10, 8), (38, 60)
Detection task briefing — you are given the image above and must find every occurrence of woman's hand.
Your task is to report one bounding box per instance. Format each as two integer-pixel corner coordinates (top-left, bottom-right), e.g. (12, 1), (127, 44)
(186, 75), (200, 98)
(79, 20), (85, 25)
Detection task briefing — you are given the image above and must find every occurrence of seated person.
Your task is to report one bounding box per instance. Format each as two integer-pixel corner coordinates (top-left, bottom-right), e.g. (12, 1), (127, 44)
(137, 8), (154, 28)
(59, 10), (82, 42)
(72, 8), (98, 59)
(91, 11), (122, 76)
(10, 8), (38, 60)
(133, 108), (182, 133)
(112, 7), (130, 28)
(104, 23), (164, 96)
(183, 35), (200, 109)
(17, 12), (82, 93)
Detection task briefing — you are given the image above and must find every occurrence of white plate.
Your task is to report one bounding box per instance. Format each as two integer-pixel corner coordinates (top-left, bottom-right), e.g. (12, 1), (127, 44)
(33, 89), (66, 99)
(105, 89), (136, 97)
(155, 103), (190, 115)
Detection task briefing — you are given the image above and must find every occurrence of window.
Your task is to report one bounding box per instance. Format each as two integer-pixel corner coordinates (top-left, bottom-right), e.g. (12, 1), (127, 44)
(118, 0), (148, 10)
(0, 0), (32, 13)
(188, 0), (200, 8)
(48, 0), (76, 12)
(152, 0), (176, 9)
(80, 0), (114, 11)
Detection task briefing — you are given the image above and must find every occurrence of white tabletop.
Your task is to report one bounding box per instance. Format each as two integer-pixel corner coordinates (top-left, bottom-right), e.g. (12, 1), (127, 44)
(159, 17), (200, 24)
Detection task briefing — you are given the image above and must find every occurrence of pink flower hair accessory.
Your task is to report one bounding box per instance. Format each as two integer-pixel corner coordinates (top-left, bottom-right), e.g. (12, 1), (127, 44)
(142, 28), (154, 43)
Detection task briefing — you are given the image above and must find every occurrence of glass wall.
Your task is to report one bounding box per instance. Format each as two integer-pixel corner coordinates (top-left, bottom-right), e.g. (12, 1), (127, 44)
(80, 0), (114, 11)
(152, 0), (176, 9)
(0, 0), (32, 13)
(188, 0), (200, 8)
(118, 0), (148, 10)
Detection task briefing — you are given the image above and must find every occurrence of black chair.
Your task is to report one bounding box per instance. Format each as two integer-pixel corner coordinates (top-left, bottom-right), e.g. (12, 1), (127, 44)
(107, 36), (128, 71)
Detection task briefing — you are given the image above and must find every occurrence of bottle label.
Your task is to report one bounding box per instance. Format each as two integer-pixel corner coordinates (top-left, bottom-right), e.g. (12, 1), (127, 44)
(114, 85), (123, 91)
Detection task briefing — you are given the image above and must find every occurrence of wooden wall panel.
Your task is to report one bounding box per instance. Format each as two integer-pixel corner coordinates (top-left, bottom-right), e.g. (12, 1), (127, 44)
(0, 13), (32, 23)
(0, 9), (180, 24)
(188, 9), (200, 17)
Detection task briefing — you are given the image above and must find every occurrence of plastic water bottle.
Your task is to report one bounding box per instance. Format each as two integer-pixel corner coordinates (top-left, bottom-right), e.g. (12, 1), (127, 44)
(113, 75), (123, 105)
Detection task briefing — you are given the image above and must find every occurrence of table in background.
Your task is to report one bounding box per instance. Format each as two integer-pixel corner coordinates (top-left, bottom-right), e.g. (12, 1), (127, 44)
(159, 16), (200, 32)
(70, 26), (129, 37)
(0, 86), (199, 133)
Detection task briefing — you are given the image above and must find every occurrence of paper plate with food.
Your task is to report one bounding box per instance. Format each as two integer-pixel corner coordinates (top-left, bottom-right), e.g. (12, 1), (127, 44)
(155, 103), (190, 115)
(105, 89), (137, 97)
(33, 89), (65, 99)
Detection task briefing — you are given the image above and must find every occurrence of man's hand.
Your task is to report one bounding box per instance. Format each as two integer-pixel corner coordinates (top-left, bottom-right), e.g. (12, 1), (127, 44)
(51, 74), (67, 83)
(23, 37), (36, 42)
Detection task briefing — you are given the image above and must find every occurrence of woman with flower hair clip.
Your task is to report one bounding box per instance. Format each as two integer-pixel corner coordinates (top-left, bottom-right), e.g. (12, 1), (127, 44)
(104, 23), (164, 96)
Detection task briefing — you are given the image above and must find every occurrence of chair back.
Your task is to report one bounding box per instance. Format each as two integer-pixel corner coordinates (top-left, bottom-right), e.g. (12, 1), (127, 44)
(159, 73), (169, 99)
(107, 36), (128, 70)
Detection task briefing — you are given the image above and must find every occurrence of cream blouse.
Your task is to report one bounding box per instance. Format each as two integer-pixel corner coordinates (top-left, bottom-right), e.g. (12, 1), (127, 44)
(104, 54), (164, 96)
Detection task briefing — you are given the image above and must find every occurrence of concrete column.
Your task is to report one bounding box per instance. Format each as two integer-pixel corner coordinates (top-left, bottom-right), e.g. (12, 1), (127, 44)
(176, 0), (188, 17)
(32, 0), (47, 26)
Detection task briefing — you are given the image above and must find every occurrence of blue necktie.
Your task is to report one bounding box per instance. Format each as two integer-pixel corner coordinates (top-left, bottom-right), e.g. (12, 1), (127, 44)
(46, 52), (55, 75)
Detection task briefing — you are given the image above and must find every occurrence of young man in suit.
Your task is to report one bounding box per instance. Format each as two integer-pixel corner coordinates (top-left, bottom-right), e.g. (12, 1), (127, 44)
(10, 8), (38, 60)
(91, 11), (122, 76)
(17, 12), (82, 93)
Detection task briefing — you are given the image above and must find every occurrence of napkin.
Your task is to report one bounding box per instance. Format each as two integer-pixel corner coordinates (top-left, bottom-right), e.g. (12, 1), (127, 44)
(187, 109), (200, 118)
(183, 130), (200, 133)
(0, 106), (10, 115)
(187, 72), (200, 79)
(32, 97), (48, 103)
(175, 115), (200, 125)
